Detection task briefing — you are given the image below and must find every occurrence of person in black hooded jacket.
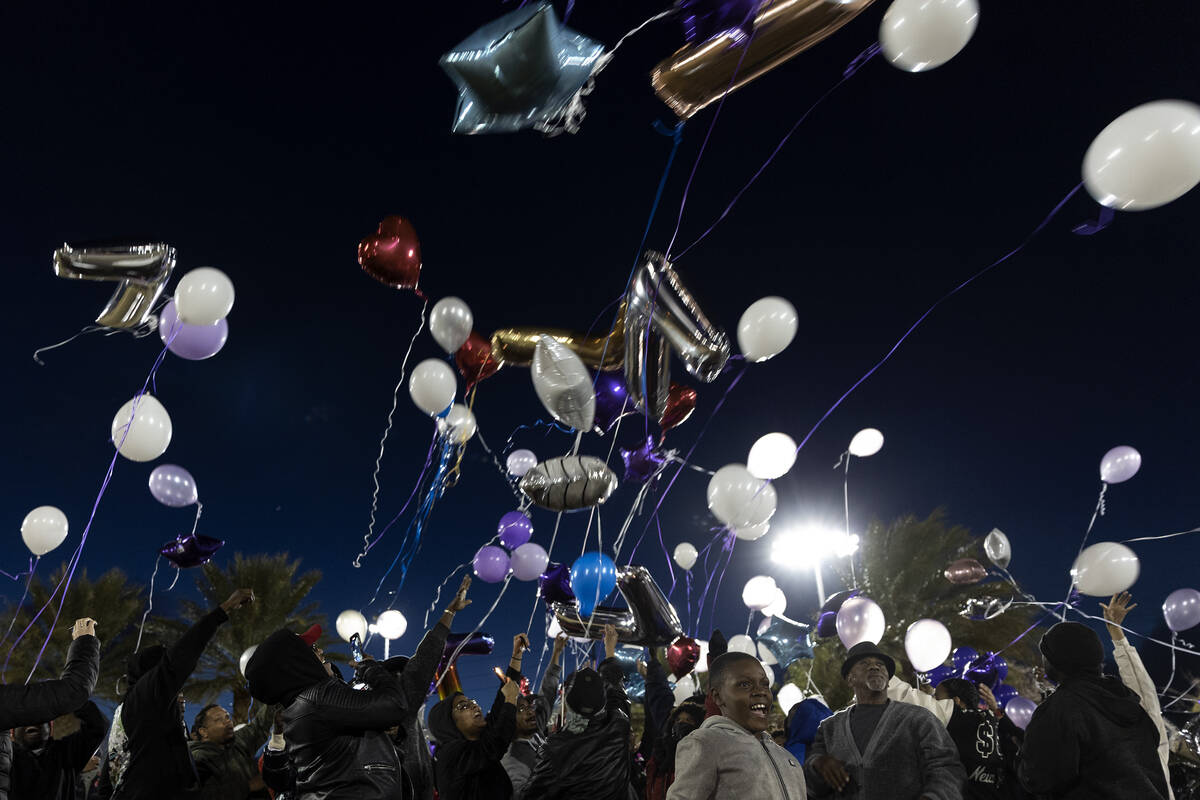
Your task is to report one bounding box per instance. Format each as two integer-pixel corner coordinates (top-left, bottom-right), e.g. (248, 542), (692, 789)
(1018, 620), (1169, 799)
(522, 625), (635, 800)
(9, 699), (108, 800)
(245, 623), (408, 799)
(427, 644), (522, 800)
(0, 617), (100, 800)
(113, 588), (253, 800)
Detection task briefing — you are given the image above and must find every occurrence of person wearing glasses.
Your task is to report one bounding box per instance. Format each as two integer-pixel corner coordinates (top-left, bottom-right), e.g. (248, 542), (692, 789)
(426, 635), (526, 800)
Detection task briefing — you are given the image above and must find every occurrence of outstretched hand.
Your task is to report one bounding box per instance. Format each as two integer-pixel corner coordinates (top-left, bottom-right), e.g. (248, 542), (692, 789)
(811, 755), (850, 792)
(220, 588), (255, 615)
(603, 624), (619, 659)
(512, 633), (531, 659)
(1100, 591), (1136, 640)
(551, 633), (568, 660)
(72, 618), (97, 640)
(977, 683), (1000, 714)
(501, 677), (521, 704)
(446, 575), (472, 614)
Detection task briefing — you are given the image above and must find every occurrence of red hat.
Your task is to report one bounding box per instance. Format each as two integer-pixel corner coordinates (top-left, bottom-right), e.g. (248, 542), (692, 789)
(299, 624), (322, 646)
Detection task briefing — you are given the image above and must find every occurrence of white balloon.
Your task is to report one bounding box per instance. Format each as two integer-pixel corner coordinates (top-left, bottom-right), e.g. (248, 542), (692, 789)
(506, 449), (538, 477)
(437, 404), (477, 444)
(336, 609), (369, 643)
(1083, 100), (1200, 211)
(836, 596), (886, 647)
(409, 359), (457, 416)
(239, 645), (258, 677)
(707, 464), (777, 529)
(673, 672), (699, 704)
(848, 428), (884, 458)
(111, 394), (173, 462)
(904, 619), (953, 673)
(757, 617), (772, 636)
(429, 297), (474, 354)
(763, 587), (788, 619)
(984, 528), (1012, 569)
(734, 521), (771, 541)
(673, 542), (699, 571)
(20, 506), (69, 556)
(760, 660), (775, 686)
(757, 640), (778, 666)
(174, 267), (235, 325)
(737, 297), (798, 363)
(742, 575), (778, 611)
(880, 0), (979, 72)
(1099, 445), (1142, 484)
(728, 634), (757, 655)
(693, 639), (710, 673)
(1071, 542), (1141, 597)
(777, 682), (804, 715)
(747, 432), (798, 480)
(376, 609), (408, 640)
(531, 338), (595, 431)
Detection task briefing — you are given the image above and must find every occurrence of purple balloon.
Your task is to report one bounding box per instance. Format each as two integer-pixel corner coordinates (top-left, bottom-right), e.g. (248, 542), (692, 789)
(993, 684), (1019, 708)
(148, 464), (198, 508)
(160, 532), (224, 569)
(924, 664), (955, 687)
(952, 646), (978, 671)
(678, 0), (761, 44)
(1005, 696), (1037, 730)
(538, 561), (575, 605)
(621, 437), (668, 483)
(592, 372), (634, 434)
(497, 511), (533, 550)
(159, 299), (229, 360)
(473, 545), (510, 583)
(1163, 588), (1200, 632)
(511, 542), (549, 581)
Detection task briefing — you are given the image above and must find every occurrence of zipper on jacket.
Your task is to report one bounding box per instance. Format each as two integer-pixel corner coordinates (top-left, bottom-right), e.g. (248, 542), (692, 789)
(759, 739), (792, 798)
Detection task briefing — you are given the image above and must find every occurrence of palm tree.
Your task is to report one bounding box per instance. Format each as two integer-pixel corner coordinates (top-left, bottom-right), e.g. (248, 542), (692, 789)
(1, 564), (148, 703)
(155, 552), (339, 722)
(786, 511), (1046, 710)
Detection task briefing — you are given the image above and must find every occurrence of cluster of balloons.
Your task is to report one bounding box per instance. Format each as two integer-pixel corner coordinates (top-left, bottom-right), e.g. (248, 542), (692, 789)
(472, 512), (548, 583)
(159, 266), (236, 360)
(925, 646), (1037, 729)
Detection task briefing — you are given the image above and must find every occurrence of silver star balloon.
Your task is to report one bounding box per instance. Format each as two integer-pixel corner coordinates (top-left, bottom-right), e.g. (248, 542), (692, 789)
(439, 3), (604, 135)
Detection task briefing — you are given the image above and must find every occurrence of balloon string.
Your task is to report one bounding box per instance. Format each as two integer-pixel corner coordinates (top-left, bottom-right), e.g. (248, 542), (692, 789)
(0, 557), (35, 583)
(190, 502), (204, 537)
(791, 182), (1086, 464)
(685, 570), (694, 637)
(656, 514), (676, 600)
(842, 453), (858, 588)
(31, 301), (166, 366)
(1165, 632), (1180, 698)
(134, 556), (162, 653)
(745, 609), (754, 636)
(1063, 481), (1108, 617)
(525, 510), (566, 636)
(704, 534), (738, 636)
(672, 40), (881, 262)
(167, 566), (181, 591)
(354, 295), (429, 568)
(360, 429), (438, 578)
(423, 562), (469, 631)
(1163, 678), (1200, 710)
(0, 557), (39, 657)
(1015, 600), (1199, 658)
(8, 326), (178, 683)
(436, 577), (512, 690)
(1122, 525), (1200, 543)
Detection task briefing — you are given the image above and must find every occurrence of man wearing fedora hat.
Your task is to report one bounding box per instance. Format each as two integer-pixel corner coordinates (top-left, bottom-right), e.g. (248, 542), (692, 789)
(806, 642), (964, 799)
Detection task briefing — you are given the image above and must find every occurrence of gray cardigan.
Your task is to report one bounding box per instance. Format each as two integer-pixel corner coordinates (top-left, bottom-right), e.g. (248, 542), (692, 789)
(806, 700), (964, 800)
(666, 715), (806, 799)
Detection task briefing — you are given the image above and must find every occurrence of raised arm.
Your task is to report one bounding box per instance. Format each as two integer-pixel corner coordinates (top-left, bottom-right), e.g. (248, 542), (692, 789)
(314, 659), (407, 732)
(0, 620), (99, 728)
(887, 674), (954, 726)
(401, 575), (471, 711)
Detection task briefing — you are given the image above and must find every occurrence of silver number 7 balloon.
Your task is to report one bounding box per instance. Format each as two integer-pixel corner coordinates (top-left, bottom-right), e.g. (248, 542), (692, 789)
(53, 242), (176, 329)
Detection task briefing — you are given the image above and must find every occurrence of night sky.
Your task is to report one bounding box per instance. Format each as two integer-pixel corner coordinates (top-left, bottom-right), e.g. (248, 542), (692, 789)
(2, 0), (1199, 703)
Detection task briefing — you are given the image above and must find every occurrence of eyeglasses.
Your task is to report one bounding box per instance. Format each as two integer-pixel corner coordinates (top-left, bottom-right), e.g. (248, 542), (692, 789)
(453, 699), (479, 712)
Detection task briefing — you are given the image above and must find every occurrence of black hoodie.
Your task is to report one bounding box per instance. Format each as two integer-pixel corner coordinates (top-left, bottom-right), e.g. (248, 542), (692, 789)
(1018, 674), (1168, 799)
(246, 628), (408, 800)
(429, 690), (517, 800)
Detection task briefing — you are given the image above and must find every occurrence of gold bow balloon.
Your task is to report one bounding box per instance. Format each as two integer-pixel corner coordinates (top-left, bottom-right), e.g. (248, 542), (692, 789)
(490, 303), (625, 370)
(651, 0), (876, 119)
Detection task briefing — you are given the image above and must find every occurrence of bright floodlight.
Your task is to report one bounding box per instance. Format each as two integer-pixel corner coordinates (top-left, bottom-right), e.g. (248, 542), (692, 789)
(376, 609), (408, 640)
(770, 525), (860, 569)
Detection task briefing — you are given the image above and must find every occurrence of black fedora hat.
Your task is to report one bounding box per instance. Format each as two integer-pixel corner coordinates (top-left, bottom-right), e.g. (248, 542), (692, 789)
(841, 641), (896, 679)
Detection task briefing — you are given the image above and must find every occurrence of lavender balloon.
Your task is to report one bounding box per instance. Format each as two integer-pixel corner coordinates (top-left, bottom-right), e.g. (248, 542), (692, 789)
(1163, 588), (1200, 632)
(511, 542), (549, 581)
(1005, 696), (1037, 730)
(159, 299), (229, 360)
(148, 464), (199, 507)
(1099, 445), (1141, 484)
(473, 545), (510, 583)
(497, 511), (533, 550)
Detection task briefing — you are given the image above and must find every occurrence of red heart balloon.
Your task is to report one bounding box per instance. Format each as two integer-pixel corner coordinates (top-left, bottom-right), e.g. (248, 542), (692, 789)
(667, 636), (702, 679)
(358, 215), (422, 290)
(660, 383), (697, 434)
(456, 331), (502, 387)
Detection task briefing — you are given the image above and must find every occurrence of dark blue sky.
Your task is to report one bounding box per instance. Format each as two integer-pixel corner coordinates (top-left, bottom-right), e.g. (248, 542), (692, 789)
(2, 0), (1199, 701)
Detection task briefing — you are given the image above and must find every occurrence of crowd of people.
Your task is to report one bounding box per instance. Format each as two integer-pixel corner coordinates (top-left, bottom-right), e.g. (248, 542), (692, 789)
(0, 580), (1183, 799)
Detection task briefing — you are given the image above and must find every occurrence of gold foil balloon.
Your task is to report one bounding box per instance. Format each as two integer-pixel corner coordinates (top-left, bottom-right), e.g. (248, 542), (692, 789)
(651, 0), (875, 119)
(490, 304), (625, 370)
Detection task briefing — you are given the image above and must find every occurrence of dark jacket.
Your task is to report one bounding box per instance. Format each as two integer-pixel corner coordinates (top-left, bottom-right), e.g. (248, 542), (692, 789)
(0, 635), (100, 800)
(9, 700), (107, 800)
(246, 629), (408, 800)
(389, 622), (452, 800)
(502, 662), (563, 799)
(429, 687), (517, 800)
(1018, 674), (1168, 799)
(523, 658), (634, 800)
(261, 748), (294, 799)
(188, 703), (274, 800)
(113, 607), (228, 800)
(945, 706), (1008, 800)
(783, 699), (832, 769)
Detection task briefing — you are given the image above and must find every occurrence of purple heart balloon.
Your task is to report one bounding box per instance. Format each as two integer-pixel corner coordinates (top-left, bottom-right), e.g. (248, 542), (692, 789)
(160, 532), (224, 569)
(497, 511), (533, 550)
(621, 437), (668, 483)
(159, 299), (229, 361)
(678, 0), (761, 44)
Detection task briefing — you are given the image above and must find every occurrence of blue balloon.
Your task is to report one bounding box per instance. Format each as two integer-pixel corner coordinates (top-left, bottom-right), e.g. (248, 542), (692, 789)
(992, 653), (1008, 683)
(757, 617), (814, 668)
(952, 646), (978, 672)
(993, 684), (1018, 708)
(924, 664), (955, 687)
(571, 552), (617, 617)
